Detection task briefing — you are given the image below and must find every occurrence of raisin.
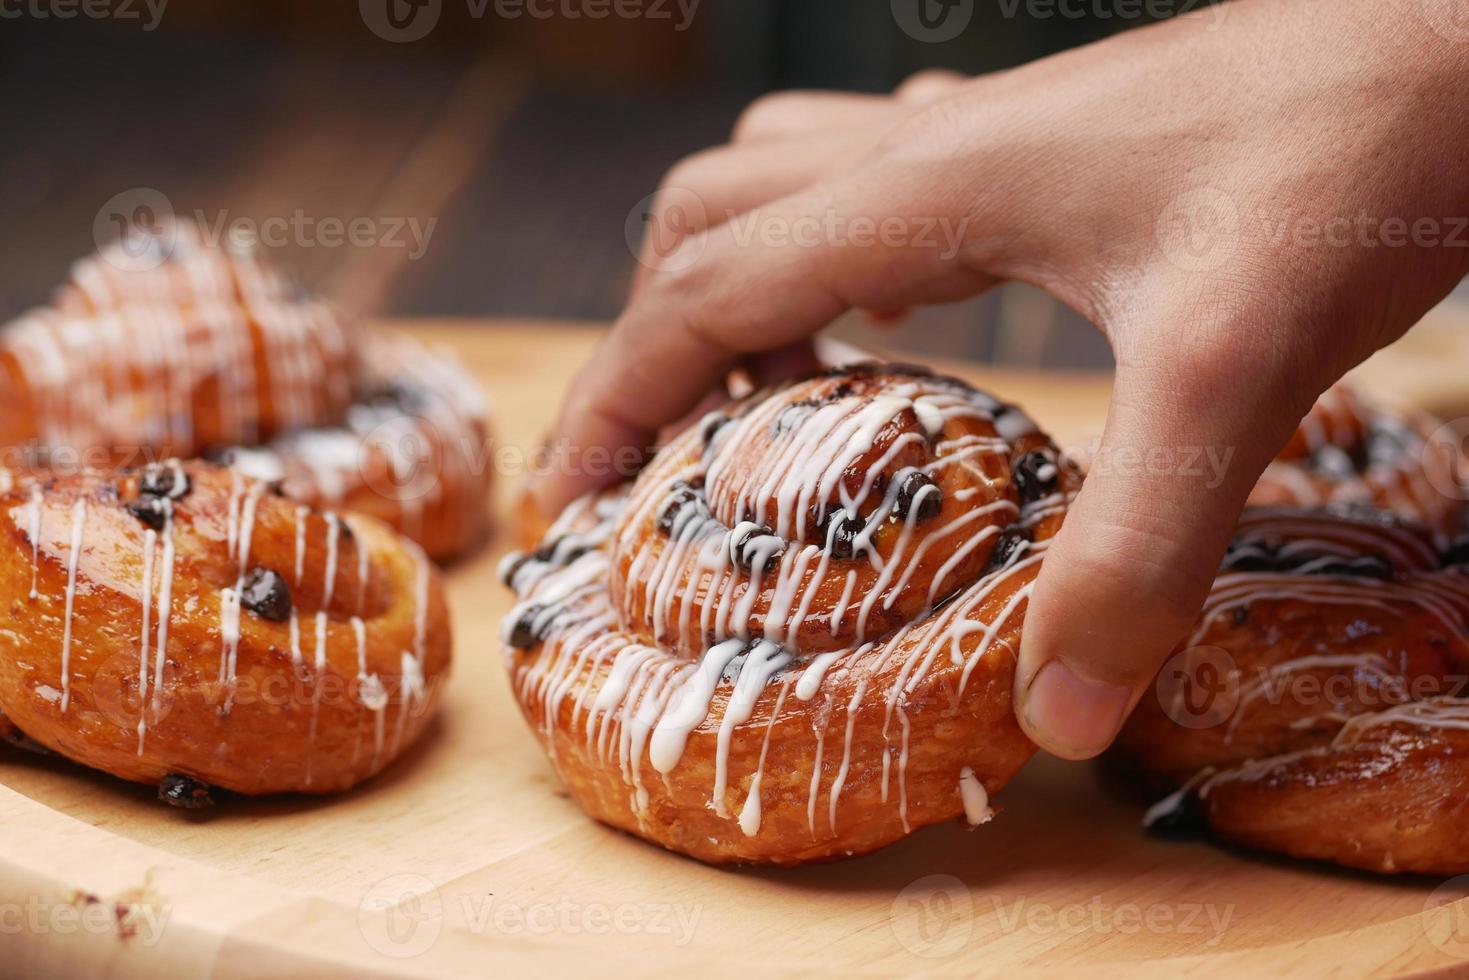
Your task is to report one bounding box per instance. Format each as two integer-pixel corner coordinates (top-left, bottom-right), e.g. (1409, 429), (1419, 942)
(507, 604), (548, 650)
(700, 412), (730, 447)
(827, 512), (866, 561)
(656, 482), (705, 536)
(1012, 451), (1058, 503)
(127, 495), (169, 531)
(984, 526), (1032, 575)
(893, 471), (942, 522)
(1143, 790), (1205, 839)
(1444, 536), (1469, 568)
(240, 567), (292, 621)
(730, 524), (785, 571)
(159, 774), (214, 809)
(139, 461), (190, 500)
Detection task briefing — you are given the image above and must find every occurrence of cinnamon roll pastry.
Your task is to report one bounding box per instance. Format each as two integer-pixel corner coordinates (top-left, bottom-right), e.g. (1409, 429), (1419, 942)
(0, 460), (450, 800)
(501, 364), (1081, 865)
(1113, 507), (1469, 874)
(0, 222), (490, 560)
(1249, 383), (1461, 536)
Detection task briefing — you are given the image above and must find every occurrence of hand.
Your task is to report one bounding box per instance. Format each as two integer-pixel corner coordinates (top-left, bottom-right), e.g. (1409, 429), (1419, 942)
(536, 0), (1469, 759)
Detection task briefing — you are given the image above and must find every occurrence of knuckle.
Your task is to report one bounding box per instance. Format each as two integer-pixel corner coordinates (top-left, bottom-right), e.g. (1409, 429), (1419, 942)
(895, 69), (965, 102)
(731, 92), (807, 142)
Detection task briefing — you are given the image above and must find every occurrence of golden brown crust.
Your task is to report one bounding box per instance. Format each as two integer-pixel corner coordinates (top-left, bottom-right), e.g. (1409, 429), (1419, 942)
(1249, 383), (1461, 536)
(0, 461), (450, 797)
(1113, 507), (1469, 874)
(503, 365), (1080, 864)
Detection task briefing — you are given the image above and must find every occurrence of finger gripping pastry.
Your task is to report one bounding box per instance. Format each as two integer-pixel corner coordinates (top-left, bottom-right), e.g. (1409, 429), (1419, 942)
(502, 364), (1081, 864)
(0, 460), (451, 800)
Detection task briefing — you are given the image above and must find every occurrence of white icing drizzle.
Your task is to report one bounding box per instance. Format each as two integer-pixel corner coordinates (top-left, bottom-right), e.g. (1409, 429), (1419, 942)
(58, 499), (86, 713)
(293, 504), (308, 585)
(136, 525), (156, 754)
(738, 679), (790, 837)
(25, 485), (41, 600)
(958, 766), (993, 825)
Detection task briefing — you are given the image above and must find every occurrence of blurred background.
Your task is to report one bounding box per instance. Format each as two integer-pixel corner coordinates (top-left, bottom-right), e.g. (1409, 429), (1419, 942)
(0, 1), (1462, 370)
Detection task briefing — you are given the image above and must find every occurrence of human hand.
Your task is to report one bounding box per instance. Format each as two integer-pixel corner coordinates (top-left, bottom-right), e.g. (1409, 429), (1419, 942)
(536, 0), (1469, 759)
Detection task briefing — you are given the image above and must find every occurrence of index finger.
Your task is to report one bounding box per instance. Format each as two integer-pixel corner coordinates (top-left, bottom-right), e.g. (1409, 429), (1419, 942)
(535, 197), (850, 514)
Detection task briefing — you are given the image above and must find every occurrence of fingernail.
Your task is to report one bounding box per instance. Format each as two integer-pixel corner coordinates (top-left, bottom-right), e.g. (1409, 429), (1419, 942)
(1020, 659), (1131, 760)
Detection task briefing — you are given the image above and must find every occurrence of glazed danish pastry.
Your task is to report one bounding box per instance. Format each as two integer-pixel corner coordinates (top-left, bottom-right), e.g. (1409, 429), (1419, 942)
(1113, 507), (1469, 874)
(0, 221), (490, 561)
(1112, 384), (1469, 873)
(0, 460), (450, 800)
(1248, 383), (1460, 537)
(501, 364), (1081, 864)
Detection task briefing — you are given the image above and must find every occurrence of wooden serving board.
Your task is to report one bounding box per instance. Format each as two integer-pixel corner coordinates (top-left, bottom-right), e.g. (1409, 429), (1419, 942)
(6, 315), (1469, 980)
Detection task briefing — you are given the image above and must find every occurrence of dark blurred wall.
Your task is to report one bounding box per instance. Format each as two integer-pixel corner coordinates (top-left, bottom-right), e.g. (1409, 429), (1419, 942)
(0, 1), (1152, 366)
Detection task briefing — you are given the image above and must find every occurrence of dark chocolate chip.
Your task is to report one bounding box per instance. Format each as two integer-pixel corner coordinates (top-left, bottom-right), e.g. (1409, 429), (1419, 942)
(827, 512), (866, 561)
(1231, 605), (1251, 627)
(731, 524), (785, 571)
(159, 774), (214, 809)
(507, 604), (548, 649)
(127, 495), (169, 531)
(139, 462), (190, 500)
(984, 525), (1032, 575)
(1012, 450), (1059, 503)
(893, 471), (942, 522)
(240, 567), (292, 622)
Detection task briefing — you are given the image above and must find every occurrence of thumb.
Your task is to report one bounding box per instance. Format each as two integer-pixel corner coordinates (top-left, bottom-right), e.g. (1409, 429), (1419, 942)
(1013, 355), (1314, 760)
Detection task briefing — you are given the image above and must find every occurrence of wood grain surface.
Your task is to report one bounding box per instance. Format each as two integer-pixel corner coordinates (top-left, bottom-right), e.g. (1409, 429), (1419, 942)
(4, 317), (1469, 979)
